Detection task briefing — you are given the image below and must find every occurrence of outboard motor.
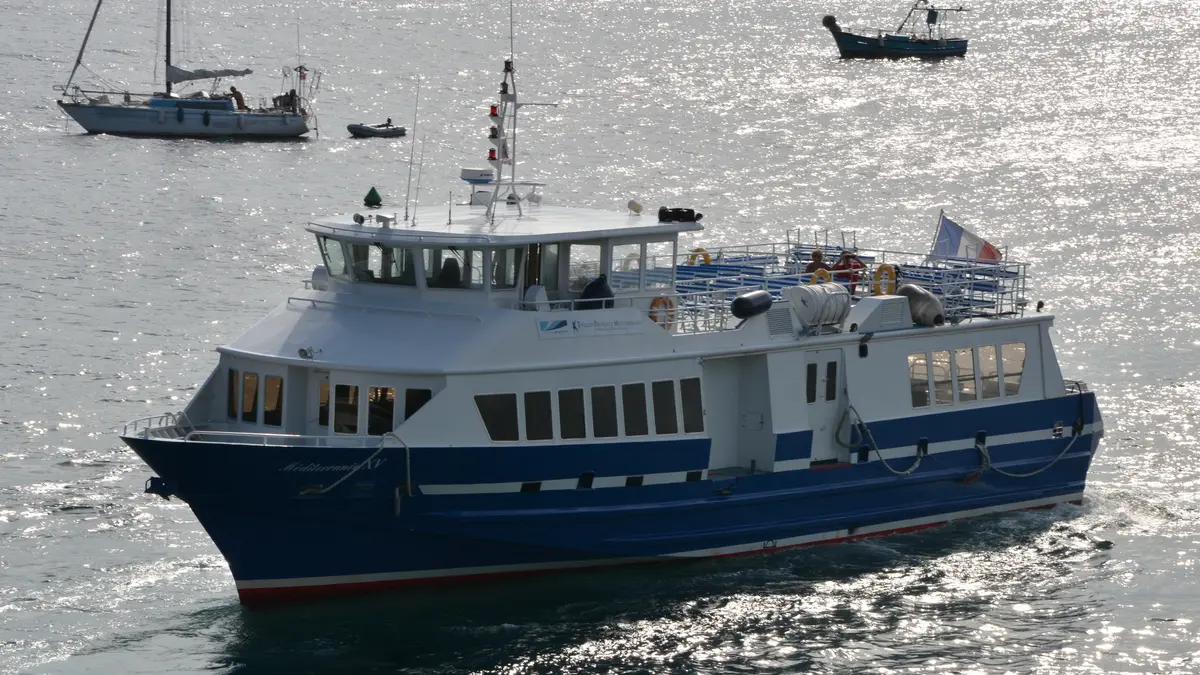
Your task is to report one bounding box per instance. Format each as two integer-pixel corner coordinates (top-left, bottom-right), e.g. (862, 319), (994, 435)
(822, 15), (842, 33)
(895, 283), (945, 326)
(731, 289), (773, 320)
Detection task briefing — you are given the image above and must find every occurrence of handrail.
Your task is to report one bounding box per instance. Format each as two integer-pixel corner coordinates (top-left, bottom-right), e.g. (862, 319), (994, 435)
(381, 432), (414, 497)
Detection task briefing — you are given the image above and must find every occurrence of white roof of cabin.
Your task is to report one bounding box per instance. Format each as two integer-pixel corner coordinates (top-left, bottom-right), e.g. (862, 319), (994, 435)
(306, 204), (704, 247)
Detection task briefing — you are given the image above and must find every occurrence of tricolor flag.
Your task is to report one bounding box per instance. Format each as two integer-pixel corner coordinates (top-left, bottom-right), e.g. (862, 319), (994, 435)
(930, 211), (1001, 260)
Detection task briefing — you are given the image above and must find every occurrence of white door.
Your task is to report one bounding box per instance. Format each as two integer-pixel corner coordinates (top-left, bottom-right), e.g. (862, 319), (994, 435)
(307, 371), (331, 437)
(807, 349), (845, 462)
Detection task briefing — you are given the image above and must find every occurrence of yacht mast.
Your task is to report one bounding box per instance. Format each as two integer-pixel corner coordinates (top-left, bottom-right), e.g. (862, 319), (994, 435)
(63, 0), (105, 93)
(165, 0), (173, 95)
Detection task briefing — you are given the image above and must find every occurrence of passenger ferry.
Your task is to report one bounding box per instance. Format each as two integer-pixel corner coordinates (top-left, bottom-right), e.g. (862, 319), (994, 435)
(120, 57), (1102, 605)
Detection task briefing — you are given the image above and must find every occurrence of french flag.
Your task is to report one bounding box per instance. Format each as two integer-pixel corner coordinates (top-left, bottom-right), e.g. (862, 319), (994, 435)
(930, 211), (1002, 260)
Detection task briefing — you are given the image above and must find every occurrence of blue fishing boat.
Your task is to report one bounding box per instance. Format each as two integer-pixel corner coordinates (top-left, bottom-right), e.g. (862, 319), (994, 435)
(823, 1), (969, 59)
(119, 53), (1100, 606)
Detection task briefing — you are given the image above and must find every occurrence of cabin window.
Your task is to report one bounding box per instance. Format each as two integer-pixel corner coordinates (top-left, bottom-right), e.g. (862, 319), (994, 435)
(405, 388), (432, 420)
(540, 243), (560, 291)
(367, 387), (395, 436)
(622, 383), (649, 437)
(525, 391), (554, 441)
(242, 372), (259, 423)
(567, 244), (603, 292)
(475, 393), (518, 441)
(426, 248), (480, 289)
(263, 375), (283, 427)
(591, 386), (619, 438)
(932, 350), (953, 405)
(1002, 342), (1026, 396)
(345, 246), (420, 286)
(825, 362), (838, 401)
(226, 368), (238, 419)
(652, 380), (679, 435)
(609, 243), (642, 291)
(318, 382), (330, 427)
(805, 363), (818, 404)
(680, 378), (705, 433)
(318, 236), (349, 280)
(908, 353), (930, 408)
(955, 348), (977, 402)
(646, 241), (675, 289)
(491, 248), (524, 289)
(978, 345), (1001, 399)
(334, 384), (359, 434)
(559, 389), (587, 439)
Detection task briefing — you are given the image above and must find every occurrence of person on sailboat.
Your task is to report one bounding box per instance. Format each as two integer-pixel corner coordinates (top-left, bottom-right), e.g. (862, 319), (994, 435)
(229, 86), (249, 111)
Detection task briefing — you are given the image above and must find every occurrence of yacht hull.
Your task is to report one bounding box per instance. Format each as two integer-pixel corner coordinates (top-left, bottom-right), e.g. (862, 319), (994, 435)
(58, 101), (310, 138)
(122, 392), (1100, 606)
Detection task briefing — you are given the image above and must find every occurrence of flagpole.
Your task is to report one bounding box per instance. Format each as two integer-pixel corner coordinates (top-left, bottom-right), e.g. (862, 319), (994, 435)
(927, 208), (945, 259)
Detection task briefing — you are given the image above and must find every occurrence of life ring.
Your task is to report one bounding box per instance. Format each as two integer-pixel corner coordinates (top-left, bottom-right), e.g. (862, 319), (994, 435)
(649, 295), (677, 330)
(809, 268), (832, 284)
(620, 252), (640, 272)
(687, 248), (711, 266)
(872, 264), (897, 295)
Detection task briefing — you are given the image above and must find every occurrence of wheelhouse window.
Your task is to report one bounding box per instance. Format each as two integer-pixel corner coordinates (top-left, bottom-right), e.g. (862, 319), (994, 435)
(263, 375), (283, 427)
(491, 248), (524, 289)
(242, 372), (259, 423)
(567, 244), (602, 292)
(680, 377), (705, 433)
(609, 243), (642, 292)
(226, 368), (238, 419)
(978, 345), (1001, 399)
(1002, 342), (1026, 396)
(591, 386), (619, 438)
(334, 384), (359, 434)
(652, 380), (679, 435)
(622, 383), (649, 437)
(318, 236), (349, 280)
(405, 388), (432, 420)
(908, 353), (930, 408)
(931, 350), (953, 405)
(539, 243), (560, 292)
(367, 386), (395, 436)
(525, 391), (554, 441)
(558, 389), (587, 440)
(426, 248), (481, 289)
(955, 348), (977, 402)
(475, 393), (518, 441)
(345, 245), (419, 286)
(646, 241), (675, 289)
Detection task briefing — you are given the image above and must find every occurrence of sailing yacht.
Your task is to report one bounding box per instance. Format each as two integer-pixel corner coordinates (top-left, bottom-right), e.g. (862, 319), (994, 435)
(56, 0), (319, 138)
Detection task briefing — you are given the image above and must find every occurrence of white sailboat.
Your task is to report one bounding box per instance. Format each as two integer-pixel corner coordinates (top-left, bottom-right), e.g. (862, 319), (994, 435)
(55, 0), (320, 138)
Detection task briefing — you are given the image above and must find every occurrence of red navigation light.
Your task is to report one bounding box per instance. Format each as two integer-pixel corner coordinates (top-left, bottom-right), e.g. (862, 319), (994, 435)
(488, 149), (497, 160)
(489, 105), (499, 117)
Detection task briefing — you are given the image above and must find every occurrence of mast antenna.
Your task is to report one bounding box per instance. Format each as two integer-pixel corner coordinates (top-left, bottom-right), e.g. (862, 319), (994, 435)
(402, 77), (421, 222)
(411, 135), (429, 227)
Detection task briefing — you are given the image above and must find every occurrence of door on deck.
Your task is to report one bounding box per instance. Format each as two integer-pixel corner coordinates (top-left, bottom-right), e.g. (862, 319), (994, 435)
(806, 349), (845, 462)
(306, 370), (331, 437)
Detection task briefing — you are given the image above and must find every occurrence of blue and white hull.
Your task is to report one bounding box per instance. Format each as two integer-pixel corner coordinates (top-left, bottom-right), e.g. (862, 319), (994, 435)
(125, 393), (1100, 605)
(58, 101), (310, 138)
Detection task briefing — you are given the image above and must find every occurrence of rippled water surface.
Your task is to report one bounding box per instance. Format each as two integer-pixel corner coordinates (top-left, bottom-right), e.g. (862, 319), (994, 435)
(2, 0), (1199, 672)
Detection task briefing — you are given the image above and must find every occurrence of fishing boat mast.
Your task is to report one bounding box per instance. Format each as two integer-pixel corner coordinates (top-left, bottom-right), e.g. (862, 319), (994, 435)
(164, 0), (173, 95)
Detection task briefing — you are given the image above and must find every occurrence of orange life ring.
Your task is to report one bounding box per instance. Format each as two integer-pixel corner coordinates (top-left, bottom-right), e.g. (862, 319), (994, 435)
(808, 268), (832, 284)
(687, 248), (712, 266)
(649, 295), (677, 329)
(872, 264), (897, 295)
